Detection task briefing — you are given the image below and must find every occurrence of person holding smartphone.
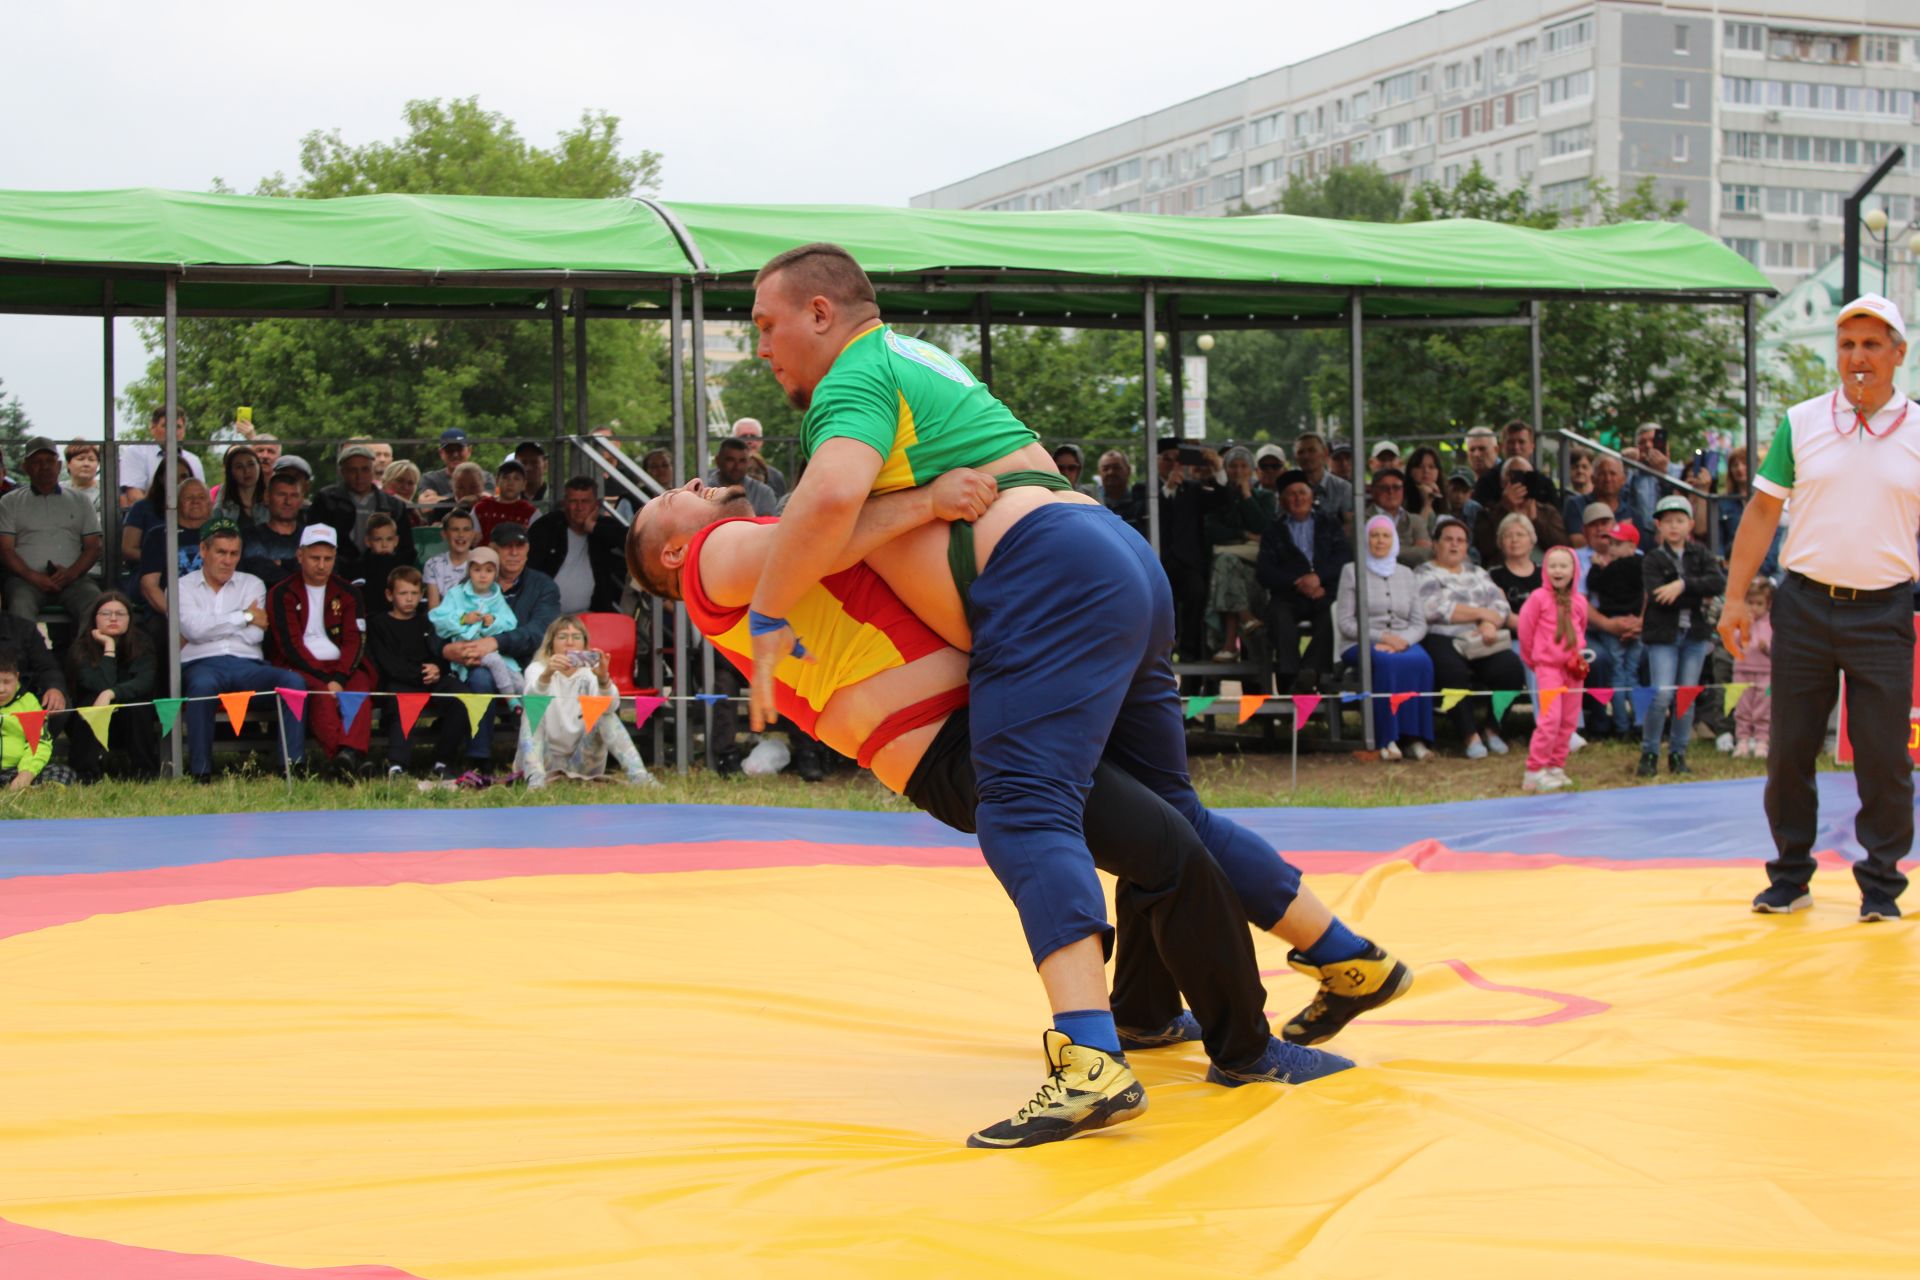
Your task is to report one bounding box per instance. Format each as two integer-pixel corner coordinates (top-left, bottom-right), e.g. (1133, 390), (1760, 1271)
(511, 614), (653, 789)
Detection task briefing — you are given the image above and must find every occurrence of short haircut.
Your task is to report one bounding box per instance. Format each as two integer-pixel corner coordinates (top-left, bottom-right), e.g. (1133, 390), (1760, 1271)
(1463, 426), (1497, 441)
(365, 513), (398, 536)
(716, 437), (751, 455)
(65, 439), (98, 461)
(1295, 431), (1326, 448)
(443, 506), (477, 529)
(268, 470), (304, 491)
(495, 458), (525, 476)
(753, 242), (879, 316)
(1502, 419), (1533, 438)
(0, 644), (18, 676)
(387, 565), (423, 591)
(564, 476), (597, 494)
(1495, 511), (1536, 545)
(1746, 577), (1774, 604)
(1371, 467), (1407, 487)
(149, 406), (167, 424)
(203, 526), (244, 548)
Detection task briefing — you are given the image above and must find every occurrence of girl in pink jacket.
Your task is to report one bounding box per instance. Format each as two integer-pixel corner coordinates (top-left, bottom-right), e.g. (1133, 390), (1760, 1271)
(1518, 545), (1588, 793)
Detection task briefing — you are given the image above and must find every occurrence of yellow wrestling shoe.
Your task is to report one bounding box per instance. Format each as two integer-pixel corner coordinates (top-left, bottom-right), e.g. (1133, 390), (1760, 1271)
(1280, 943), (1413, 1045)
(966, 1030), (1147, 1149)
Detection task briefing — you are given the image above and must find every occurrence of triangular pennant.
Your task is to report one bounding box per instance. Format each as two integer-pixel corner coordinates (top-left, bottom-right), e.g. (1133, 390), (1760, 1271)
(1674, 685), (1704, 718)
(1539, 686), (1566, 717)
(276, 686), (309, 719)
(1490, 690), (1520, 721)
(1628, 686), (1656, 727)
(395, 692), (431, 738)
(153, 697), (184, 736)
(1236, 694), (1267, 725)
(77, 704), (115, 751)
(1584, 686), (1616, 710)
(520, 694), (553, 732)
(1721, 682), (1751, 715)
(1388, 691), (1417, 713)
(1340, 692), (1364, 704)
(218, 690), (253, 734)
(1291, 693), (1322, 723)
(1438, 688), (1472, 712)
(13, 708), (46, 754)
(1183, 695), (1218, 719)
(632, 695), (667, 727)
(694, 692), (729, 706)
(579, 695), (612, 734)
(455, 693), (494, 735)
(335, 690), (368, 730)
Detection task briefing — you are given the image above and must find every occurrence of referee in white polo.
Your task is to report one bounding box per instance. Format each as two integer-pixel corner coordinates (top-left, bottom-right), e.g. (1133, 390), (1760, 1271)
(1721, 293), (1915, 922)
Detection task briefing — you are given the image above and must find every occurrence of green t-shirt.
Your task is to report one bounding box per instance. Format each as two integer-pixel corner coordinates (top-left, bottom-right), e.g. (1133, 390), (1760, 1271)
(1755, 414), (1795, 489)
(801, 325), (1038, 494)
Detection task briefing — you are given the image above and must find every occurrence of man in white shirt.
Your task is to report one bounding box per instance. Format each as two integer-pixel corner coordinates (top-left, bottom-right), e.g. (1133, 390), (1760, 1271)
(1722, 293), (1917, 922)
(118, 406), (205, 506)
(177, 519), (306, 782)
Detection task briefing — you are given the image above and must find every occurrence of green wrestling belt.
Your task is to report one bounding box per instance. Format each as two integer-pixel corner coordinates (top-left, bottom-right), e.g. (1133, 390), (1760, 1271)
(947, 469), (1076, 619)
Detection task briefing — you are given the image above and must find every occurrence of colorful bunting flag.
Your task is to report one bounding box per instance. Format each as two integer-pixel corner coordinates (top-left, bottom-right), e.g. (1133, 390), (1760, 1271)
(520, 694), (553, 732)
(153, 697), (183, 736)
(694, 693), (729, 706)
(1490, 690), (1520, 721)
(1236, 694), (1267, 725)
(579, 695), (612, 734)
(276, 686), (309, 718)
(1628, 686), (1656, 727)
(1674, 686), (1704, 718)
(632, 695), (667, 728)
(1721, 682), (1751, 715)
(335, 690), (368, 730)
(1340, 692), (1364, 704)
(217, 690), (253, 734)
(77, 705), (115, 750)
(1291, 693), (1322, 723)
(1388, 691), (1417, 713)
(12, 708), (46, 754)
(1539, 686), (1566, 717)
(1584, 686), (1616, 710)
(1183, 695), (1218, 719)
(454, 693), (493, 735)
(394, 692), (431, 738)
(1439, 688), (1472, 712)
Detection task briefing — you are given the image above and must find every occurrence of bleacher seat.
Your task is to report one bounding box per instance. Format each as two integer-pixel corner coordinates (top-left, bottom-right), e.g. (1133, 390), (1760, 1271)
(580, 612), (642, 698)
(413, 525), (446, 562)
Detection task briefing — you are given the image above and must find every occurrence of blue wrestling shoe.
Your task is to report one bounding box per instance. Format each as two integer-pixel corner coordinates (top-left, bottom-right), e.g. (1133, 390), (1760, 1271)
(1117, 1010), (1203, 1051)
(1206, 1036), (1354, 1088)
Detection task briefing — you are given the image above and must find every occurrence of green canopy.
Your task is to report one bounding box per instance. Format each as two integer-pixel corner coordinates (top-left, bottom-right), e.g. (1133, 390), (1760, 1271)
(0, 187), (1772, 323)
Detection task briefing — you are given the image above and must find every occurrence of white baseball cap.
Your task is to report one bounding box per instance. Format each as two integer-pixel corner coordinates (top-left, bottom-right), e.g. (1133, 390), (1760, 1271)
(1836, 293), (1907, 344)
(299, 524), (338, 548)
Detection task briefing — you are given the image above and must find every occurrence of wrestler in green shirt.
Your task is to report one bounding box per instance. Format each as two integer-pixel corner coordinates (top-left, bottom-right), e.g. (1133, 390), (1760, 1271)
(802, 325), (1039, 494)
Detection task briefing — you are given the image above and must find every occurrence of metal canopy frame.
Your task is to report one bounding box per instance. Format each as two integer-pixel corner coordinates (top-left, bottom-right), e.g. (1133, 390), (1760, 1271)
(0, 203), (1774, 770)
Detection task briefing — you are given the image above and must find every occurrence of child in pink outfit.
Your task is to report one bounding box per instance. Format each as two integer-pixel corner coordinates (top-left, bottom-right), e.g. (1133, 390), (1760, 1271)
(1517, 545), (1588, 792)
(1732, 579), (1773, 758)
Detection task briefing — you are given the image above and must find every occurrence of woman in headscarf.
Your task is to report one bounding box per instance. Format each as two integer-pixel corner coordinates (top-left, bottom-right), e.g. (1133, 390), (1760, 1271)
(1206, 445), (1277, 661)
(1335, 515), (1435, 761)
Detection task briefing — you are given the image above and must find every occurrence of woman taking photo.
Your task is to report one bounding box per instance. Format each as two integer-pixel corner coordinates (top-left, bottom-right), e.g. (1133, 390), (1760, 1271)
(1417, 517), (1529, 759)
(212, 444), (269, 526)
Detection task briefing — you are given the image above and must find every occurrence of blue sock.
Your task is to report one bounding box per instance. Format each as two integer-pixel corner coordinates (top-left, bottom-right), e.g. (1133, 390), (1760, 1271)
(1300, 919), (1369, 967)
(1052, 1009), (1122, 1055)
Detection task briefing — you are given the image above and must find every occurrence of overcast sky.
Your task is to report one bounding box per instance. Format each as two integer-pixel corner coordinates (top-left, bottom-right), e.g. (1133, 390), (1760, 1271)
(1, 0), (1443, 442)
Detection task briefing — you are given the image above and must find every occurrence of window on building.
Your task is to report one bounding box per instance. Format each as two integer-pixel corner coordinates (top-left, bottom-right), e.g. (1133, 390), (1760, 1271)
(1541, 178), (1589, 213)
(1493, 97), (1508, 127)
(1335, 99), (1348, 125)
(1721, 183), (1761, 213)
(1672, 134), (1690, 162)
(1444, 62), (1461, 91)
(1721, 236), (1760, 264)
(1515, 89), (1537, 122)
(1496, 47), (1510, 76)
(1212, 171), (1244, 203)
(1544, 124), (1593, 157)
(1443, 163), (1462, 189)
(1516, 38), (1537, 69)
(1377, 70), (1418, 106)
(1544, 70), (1593, 106)
(1148, 156), (1164, 183)
(1863, 34), (1902, 63)
(1293, 111), (1311, 139)
(1417, 70), (1430, 94)
(1724, 22), (1764, 54)
(1211, 126), (1242, 160)
(1444, 112), (1461, 142)
(1516, 144), (1535, 178)
(1422, 115), (1434, 144)
(1351, 136), (1368, 162)
(1493, 150), (1505, 177)
(1674, 79), (1691, 108)
(1352, 90), (1371, 119)
(1544, 16), (1594, 57)
(1768, 29), (1853, 64)
(1472, 54), (1483, 84)
(1314, 105), (1325, 132)
(1674, 24), (1691, 55)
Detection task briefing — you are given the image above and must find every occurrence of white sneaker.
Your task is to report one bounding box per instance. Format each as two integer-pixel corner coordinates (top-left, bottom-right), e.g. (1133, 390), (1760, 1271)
(1522, 769), (1546, 793)
(1484, 730), (1510, 756)
(1407, 740), (1433, 761)
(1568, 732), (1587, 754)
(1465, 736), (1489, 761)
(1380, 741), (1403, 761)
(1716, 731), (1736, 754)
(1539, 769), (1571, 792)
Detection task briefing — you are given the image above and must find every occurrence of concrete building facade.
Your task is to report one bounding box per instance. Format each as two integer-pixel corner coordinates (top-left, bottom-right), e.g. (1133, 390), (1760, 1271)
(912, 1), (1920, 292)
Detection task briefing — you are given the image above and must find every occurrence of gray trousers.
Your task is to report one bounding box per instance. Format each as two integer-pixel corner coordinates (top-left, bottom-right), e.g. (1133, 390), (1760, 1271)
(4, 573), (101, 622)
(1763, 576), (1914, 901)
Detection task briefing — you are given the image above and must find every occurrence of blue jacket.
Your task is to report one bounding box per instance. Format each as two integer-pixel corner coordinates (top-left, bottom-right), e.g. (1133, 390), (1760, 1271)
(497, 568), (562, 665)
(1256, 512), (1350, 598)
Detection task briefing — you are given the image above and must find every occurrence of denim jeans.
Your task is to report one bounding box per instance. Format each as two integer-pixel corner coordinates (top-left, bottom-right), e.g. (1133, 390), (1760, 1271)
(181, 655), (307, 777)
(1641, 635), (1711, 754)
(1590, 629), (1644, 734)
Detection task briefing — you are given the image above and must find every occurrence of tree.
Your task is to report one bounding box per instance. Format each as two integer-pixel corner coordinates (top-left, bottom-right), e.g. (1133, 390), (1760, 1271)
(125, 99), (670, 468)
(1275, 164), (1405, 223)
(0, 376), (30, 454)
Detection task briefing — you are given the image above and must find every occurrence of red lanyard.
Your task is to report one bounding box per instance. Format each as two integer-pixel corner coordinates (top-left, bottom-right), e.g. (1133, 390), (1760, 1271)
(1831, 389), (1908, 439)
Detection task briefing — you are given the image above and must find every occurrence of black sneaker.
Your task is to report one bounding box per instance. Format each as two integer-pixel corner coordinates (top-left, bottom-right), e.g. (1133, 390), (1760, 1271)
(1669, 752), (1691, 776)
(1859, 894), (1903, 923)
(429, 762), (453, 782)
(1636, 752), (1659, 779)
(1751, 883), (1811, 914)
(1116, 1010), (1202, 1051)
(1282, 943), (1414, 1045)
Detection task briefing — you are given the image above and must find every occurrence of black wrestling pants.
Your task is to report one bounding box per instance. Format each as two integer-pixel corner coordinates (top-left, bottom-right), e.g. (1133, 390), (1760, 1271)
(906, 706), (1271, 1070)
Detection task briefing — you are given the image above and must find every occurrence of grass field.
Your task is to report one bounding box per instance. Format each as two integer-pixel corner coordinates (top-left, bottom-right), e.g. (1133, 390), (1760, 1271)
(0, 735), (1787, 821)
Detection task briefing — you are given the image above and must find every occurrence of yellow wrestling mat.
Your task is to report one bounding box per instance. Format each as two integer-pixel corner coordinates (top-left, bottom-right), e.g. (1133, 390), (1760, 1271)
(4, 857), (1917, 1278)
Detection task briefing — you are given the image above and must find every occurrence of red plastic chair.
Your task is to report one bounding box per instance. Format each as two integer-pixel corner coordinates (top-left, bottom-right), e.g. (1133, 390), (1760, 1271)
(580, 612), (643, 698)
